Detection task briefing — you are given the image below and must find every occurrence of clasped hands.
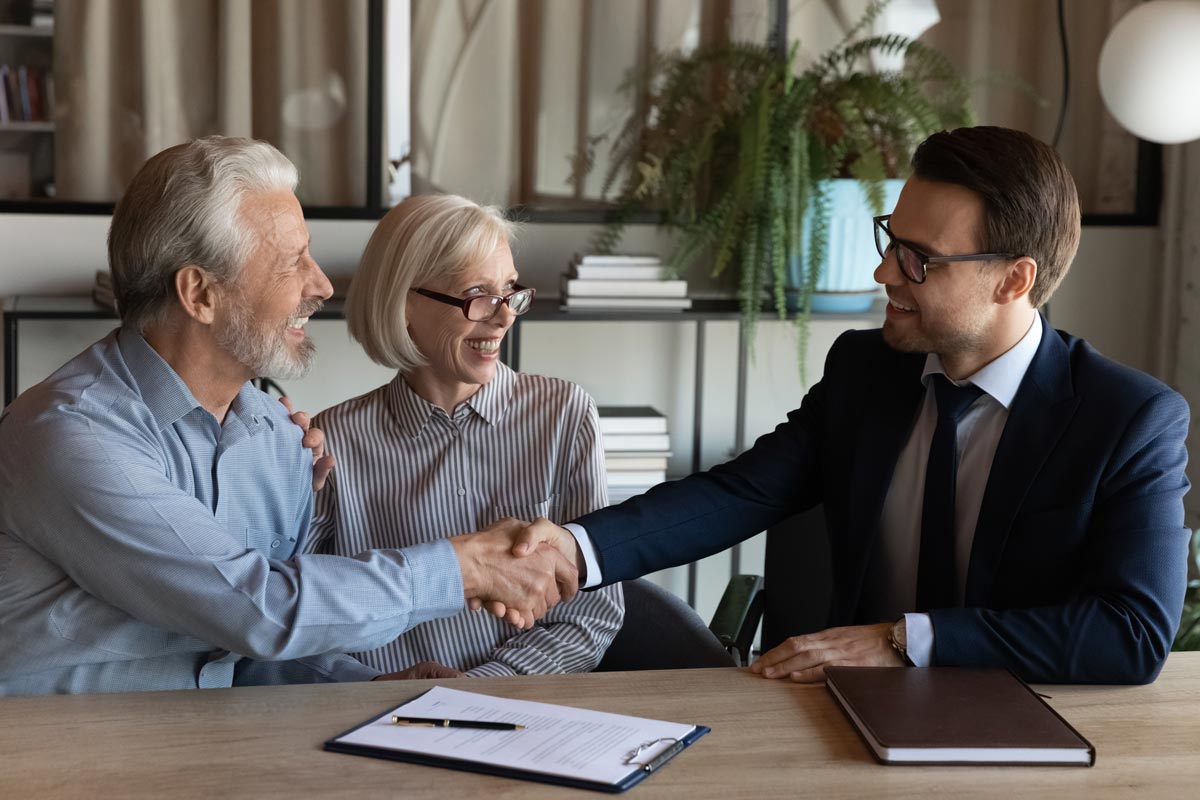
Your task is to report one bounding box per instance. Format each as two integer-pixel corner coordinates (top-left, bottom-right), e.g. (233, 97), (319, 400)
(450, 517), (583, 630)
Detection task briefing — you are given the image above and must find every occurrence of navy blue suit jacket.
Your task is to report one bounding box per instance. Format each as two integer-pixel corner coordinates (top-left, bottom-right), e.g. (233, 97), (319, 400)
(577, 321), (1190, 683)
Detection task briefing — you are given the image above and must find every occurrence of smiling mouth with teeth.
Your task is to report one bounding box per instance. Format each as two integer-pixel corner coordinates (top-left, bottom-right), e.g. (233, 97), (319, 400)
(467, 339), (500, 353)
(288, 316), (310, 330)
(888, 300), (916, 312)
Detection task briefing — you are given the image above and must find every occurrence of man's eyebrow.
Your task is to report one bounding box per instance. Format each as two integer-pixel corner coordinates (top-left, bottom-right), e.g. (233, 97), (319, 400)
(890, 225), (945, 258)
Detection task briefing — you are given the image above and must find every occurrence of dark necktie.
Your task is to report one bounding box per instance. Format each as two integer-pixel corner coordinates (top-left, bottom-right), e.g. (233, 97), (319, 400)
(917, 375), (984, 612)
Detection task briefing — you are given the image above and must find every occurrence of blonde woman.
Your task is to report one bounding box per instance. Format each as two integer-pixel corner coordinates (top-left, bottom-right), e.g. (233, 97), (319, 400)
(305, 194), (623, 678)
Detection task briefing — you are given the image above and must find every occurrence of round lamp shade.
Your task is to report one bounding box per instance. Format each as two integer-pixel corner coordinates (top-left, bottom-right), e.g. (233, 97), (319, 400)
(1098, 0), (1200, 144)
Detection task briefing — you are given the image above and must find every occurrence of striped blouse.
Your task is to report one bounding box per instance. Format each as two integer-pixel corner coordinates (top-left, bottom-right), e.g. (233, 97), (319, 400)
(305, 362), (624, 677)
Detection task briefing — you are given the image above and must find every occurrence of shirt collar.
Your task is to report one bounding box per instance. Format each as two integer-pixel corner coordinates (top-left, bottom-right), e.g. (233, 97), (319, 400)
(117, 327), (272, 435)
(921, 313), (1043, 410)
(463, 361), (514, 426)
(117, 328), (205, 429)
(386, 362), (516, 437)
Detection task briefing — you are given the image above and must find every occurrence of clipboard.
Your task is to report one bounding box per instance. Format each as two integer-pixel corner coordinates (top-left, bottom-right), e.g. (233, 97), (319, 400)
(324, 686), (710, 793)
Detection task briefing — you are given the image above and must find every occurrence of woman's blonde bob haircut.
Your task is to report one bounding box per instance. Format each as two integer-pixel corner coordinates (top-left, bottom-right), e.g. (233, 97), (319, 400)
(345, 194), (516, 372)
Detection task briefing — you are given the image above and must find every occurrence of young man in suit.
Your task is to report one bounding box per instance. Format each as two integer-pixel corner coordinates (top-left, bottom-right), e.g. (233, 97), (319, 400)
(515, 125), (1190, 684)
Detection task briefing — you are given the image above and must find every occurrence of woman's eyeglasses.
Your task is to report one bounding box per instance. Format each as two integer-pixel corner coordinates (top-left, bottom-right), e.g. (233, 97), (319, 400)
(411, 285), (536, 321)
(873, 215), (1021, 284)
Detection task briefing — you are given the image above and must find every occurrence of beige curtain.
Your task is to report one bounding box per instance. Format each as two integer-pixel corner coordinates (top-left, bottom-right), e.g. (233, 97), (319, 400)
(920, 0), (1139, 215)
(53, 0), (367, 205)
(409, 0), (732, 207)
(1155, 141), (1200, 530)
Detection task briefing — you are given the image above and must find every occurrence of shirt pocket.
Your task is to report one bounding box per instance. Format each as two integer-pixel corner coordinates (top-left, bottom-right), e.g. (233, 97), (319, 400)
(486, 496), (553, 528)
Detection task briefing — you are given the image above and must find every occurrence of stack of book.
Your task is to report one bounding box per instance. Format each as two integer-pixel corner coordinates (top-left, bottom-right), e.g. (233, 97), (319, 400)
(31, 0), (55, 29)
(599, 406), (671, 504)
(561, 254), (691, 311)
(92, 270), (116, 311)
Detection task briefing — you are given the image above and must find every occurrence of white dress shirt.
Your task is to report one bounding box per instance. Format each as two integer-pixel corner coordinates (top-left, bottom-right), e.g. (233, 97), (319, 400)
(570, 314), (1043, 666)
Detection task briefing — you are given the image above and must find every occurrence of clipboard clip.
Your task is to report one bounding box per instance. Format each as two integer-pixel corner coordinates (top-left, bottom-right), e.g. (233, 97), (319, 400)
(623, 737), (686, 773)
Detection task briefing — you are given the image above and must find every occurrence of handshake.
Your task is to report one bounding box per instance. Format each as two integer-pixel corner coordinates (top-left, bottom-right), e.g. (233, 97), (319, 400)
(448, 518), (584, 629)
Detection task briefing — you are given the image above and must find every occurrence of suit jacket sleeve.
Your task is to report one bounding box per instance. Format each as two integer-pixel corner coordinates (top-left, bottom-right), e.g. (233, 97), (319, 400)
(929, 388), (1191, 684)
(574, 340), (839, 585)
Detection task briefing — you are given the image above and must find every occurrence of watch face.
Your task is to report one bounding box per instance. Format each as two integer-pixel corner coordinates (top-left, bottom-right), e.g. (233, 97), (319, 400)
(891, 620), (907, 651)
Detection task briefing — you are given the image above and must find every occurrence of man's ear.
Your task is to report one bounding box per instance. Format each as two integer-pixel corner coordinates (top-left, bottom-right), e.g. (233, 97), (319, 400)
(994, 256), (1037, 306)
(174, 265), (221, 325)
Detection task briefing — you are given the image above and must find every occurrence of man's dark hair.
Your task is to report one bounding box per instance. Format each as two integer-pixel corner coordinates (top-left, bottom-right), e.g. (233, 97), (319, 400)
(911, 126), (1081, 308)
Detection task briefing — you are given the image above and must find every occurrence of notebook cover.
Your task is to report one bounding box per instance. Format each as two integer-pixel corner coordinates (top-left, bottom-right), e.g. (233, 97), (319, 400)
(824, 666), (1095, 767)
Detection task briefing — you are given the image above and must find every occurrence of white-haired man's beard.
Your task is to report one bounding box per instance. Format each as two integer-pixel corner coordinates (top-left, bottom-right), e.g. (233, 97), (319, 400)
(216, 294), (321, 382)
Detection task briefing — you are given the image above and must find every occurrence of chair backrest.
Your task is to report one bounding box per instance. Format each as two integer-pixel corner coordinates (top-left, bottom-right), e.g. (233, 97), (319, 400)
(761, 505), (832, 653)
(595, 579), (735, 671)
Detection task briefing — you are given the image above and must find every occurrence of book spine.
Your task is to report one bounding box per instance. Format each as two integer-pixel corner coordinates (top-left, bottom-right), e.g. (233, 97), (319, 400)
(573, 252), (662, 266)
(598, 419), (668, 435)
(564, 279), (687, 298)
(0, 66), (9, 124)
(601, 433), (672, 451)
(562, 297), (692, 309)
(571, 266), (669, 281)
(17, 66), (32, 122)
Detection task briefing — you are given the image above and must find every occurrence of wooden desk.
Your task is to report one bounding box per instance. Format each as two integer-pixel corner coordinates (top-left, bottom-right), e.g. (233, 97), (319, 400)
(3, 654), (1198, 798)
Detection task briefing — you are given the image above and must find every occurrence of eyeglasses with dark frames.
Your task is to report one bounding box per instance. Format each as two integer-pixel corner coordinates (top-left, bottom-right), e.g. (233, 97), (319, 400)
(873, 215), (1021, 284)
(411, 284), (536, 321)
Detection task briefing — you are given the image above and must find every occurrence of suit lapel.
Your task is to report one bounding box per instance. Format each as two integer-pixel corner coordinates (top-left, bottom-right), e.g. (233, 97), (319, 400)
(965, 321), (1081, 606)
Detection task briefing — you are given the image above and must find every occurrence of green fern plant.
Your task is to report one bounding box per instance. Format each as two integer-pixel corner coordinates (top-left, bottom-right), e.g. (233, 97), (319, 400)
(584, 0), (974, 371)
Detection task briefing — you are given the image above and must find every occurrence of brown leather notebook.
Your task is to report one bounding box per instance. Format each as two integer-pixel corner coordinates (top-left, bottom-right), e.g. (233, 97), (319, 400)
(824, 667), (1095, 766)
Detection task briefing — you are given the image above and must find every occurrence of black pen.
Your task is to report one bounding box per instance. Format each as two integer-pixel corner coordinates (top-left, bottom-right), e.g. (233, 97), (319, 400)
(390, 715), (526, 730)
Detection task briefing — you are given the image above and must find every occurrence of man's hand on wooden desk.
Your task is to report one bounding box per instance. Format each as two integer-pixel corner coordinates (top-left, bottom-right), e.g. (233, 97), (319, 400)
(373, 661), (464, 681)
(749, 622), (903, 682)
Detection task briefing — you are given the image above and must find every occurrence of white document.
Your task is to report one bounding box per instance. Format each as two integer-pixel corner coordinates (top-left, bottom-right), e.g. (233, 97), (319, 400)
(333, 685), (701, 786)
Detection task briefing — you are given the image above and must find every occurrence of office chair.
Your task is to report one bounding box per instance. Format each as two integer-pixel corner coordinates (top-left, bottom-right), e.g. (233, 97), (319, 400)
(709, 505), (832, 665)
(595, 578), (736, 671)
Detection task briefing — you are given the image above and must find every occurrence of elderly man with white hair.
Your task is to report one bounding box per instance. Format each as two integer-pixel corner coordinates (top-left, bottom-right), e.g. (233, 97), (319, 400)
(0, 136), (575, 696)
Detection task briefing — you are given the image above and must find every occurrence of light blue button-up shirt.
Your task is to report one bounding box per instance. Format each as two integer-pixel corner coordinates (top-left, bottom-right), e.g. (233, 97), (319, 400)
(0, 328), (464, 696)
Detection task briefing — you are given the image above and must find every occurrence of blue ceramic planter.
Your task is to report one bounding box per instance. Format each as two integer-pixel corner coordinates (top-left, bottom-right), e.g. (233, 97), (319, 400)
(790, 178), (905, 313)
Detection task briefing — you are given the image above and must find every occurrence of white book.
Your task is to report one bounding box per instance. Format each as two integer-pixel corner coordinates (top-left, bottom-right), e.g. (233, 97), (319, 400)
(573, 252), (662, 266)
(570, 264), (670, 281)
(606, 470), (667, 487)
(562, 277), (687, 298)
(562, 296), (692, 311)
(602, 433), (672, 451)
(605, 454), (671, 471)
(597, 406), (667, 435)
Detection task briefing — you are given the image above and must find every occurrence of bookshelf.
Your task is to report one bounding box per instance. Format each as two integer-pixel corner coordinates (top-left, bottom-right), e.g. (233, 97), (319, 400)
(0, 11), (54, 200)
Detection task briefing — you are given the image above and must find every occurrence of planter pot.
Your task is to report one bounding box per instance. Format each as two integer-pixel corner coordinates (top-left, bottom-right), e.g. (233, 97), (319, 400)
(789, 178), (905, 313)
